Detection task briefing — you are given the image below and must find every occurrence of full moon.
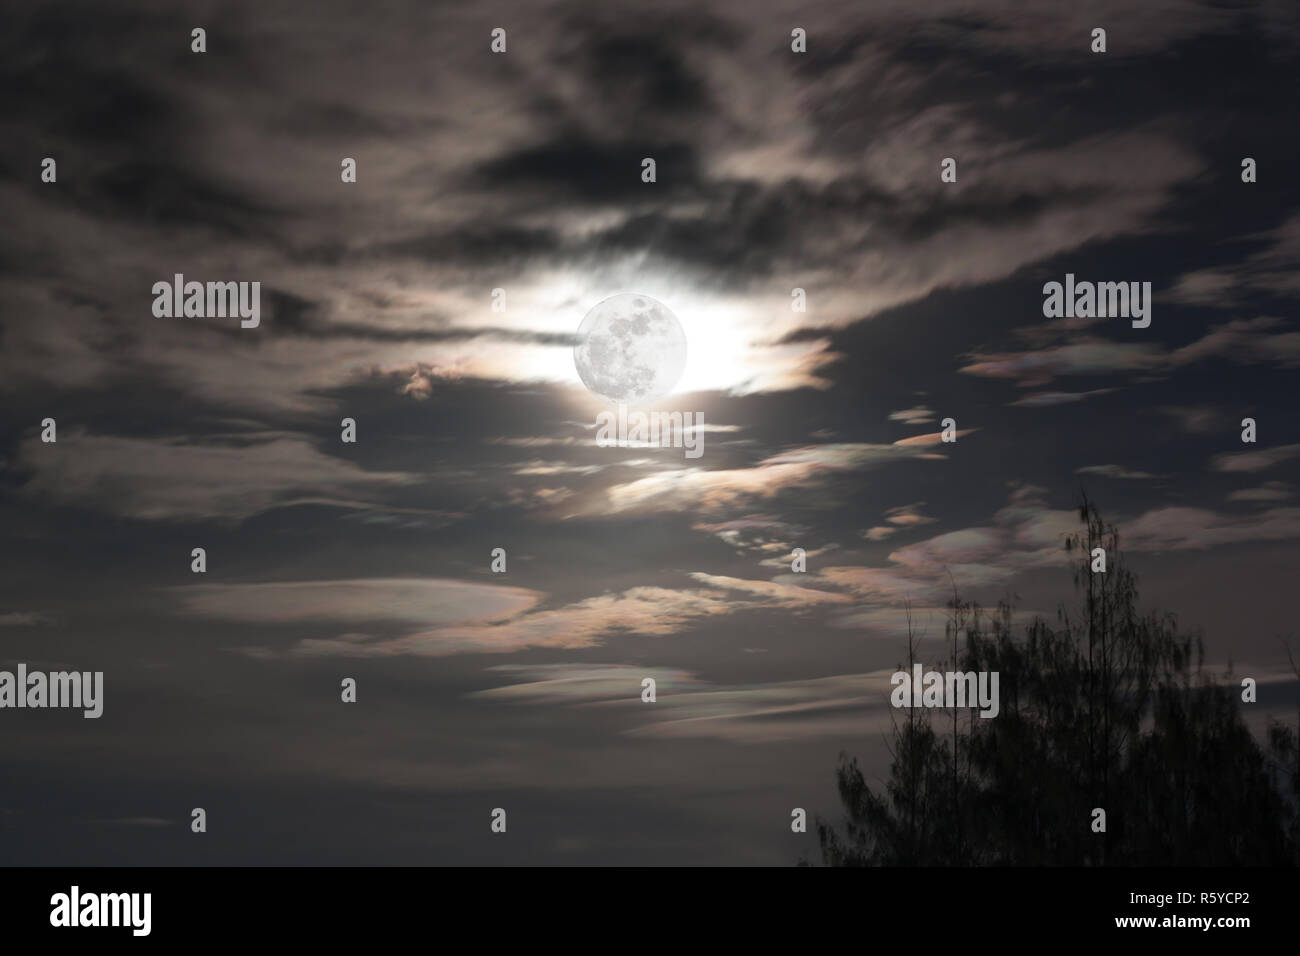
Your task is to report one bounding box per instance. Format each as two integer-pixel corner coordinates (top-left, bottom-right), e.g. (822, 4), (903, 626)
(572, 293), (687, 405)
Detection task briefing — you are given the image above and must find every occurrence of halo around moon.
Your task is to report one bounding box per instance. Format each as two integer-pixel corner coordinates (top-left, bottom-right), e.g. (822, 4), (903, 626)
(572, 293), (687, 405)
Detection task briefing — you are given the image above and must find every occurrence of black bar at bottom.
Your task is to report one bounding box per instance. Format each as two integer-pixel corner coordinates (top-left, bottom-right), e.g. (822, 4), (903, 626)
(5, 865), (1295, 942)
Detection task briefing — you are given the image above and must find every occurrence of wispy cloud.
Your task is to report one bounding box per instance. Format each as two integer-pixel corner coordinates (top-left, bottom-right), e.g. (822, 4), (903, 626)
(0, 612), (53, 628)
(815, 488), (1300, 608)
(1077, 464), (1160, 480)
(962, 317), (1300, 389)
(250, 585), (741, 658)
(171, 578), (542, 626)
(471, 663), (900, 744)
(687, 572), (853, 606)
(601, 443), (943, 514)
(1211, 444), (1300, 474)
(1166, 214), (1300, 306)
(17, 430), (423, 522)
(888, 406), (934, 425)
(1227, 482), (1292, 503)
(1008, 389), (1117, 407)
(862, 502), (936, 541)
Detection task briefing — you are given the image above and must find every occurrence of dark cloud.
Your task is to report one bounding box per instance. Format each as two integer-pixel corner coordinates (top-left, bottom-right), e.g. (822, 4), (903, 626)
(582, 32), (714, 115)
(376, 224), (562, 267)
(472, 135), (700, 204)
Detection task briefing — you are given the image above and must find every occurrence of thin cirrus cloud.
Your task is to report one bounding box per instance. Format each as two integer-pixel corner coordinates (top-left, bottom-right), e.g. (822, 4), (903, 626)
(1165, 213), (1300, 306)
(1157, 405), (1223, 434)
(961, 317), (1300, 389)
(1076, 464), (1160, 480)
(815, 491), (1300, 609)
(862, 502), (937, 541)
(170, 578), (543, 627)
(1227, 482), (1292, 503)
(888, 406), (934, 425)
(245, 585), (743, 658)
(220, 569), (861, 660)
(16, 430), (424, 522)
(892, 429), (978, 446)
(0, 611), (54, 628)
(470, 663), (901, 744)
(691, 515), (806, 554)
(1121, 506), (1300, 551)
(757, 544), (840, 569)
(1007, 389), (1118, 407)
(601, 442), (944, 514)
(686, 572), (853, 606)
(959, 340), (1164, 387)
(1211, 444), (1300, 474)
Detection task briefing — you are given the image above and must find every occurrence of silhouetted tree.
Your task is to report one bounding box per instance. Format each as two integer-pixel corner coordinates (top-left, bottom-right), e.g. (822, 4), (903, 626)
(1266, 638), (1300, 854)
(818, 497), (1298, 866)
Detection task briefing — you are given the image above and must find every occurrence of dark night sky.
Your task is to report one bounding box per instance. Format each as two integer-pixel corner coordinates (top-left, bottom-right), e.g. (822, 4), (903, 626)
(1, 0), (1298, 864)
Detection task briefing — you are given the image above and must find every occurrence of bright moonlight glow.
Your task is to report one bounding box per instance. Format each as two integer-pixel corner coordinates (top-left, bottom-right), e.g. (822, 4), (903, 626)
(572, 293), (687, 405)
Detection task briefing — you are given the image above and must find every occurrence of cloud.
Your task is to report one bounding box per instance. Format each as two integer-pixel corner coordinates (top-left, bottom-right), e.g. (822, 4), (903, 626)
(1077, 464), (1160, 480)
(16, 430), (423, 522)
(892, 428), (978, 446)
(1122, 506), (1300, 552)
(690, 515), (840, 566)
(0, 612), (53, 628)
(830, 603), (1039, 641)
(817, 488), (1300, 609)
(0, 0), (1219, 418)
(962, 317), (1300, 389)
(1167, 316), (1300, 367)
(233, 565), (858, 660)
(888, 406), (934, 425)
(1227, 482), (1292, 503)
(1, 0), (1299, 865)
(486, 436), (581, 448)
(471, 663), (899, 744)
(691, 514), (803, 553)
(1008, 389), (1118, 407)
(1166, 214), (1300, 306)
(512, 460), (608, 477)
(470, 663), (704, 705)
(94, 817), (176, 829)
(687, 572), (853, 606)
(883, 502), (937, 526)
(860, 502), (937, 541)
(258, 585), (742, 658)
(1157, 405), (1223, 434)
(601, 442), (942, 514)
(1211, 444), (1300, 474)
(756, 543), (840, 569)
(170, 578), (542, 627)
(960, 341), (1163, 387)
